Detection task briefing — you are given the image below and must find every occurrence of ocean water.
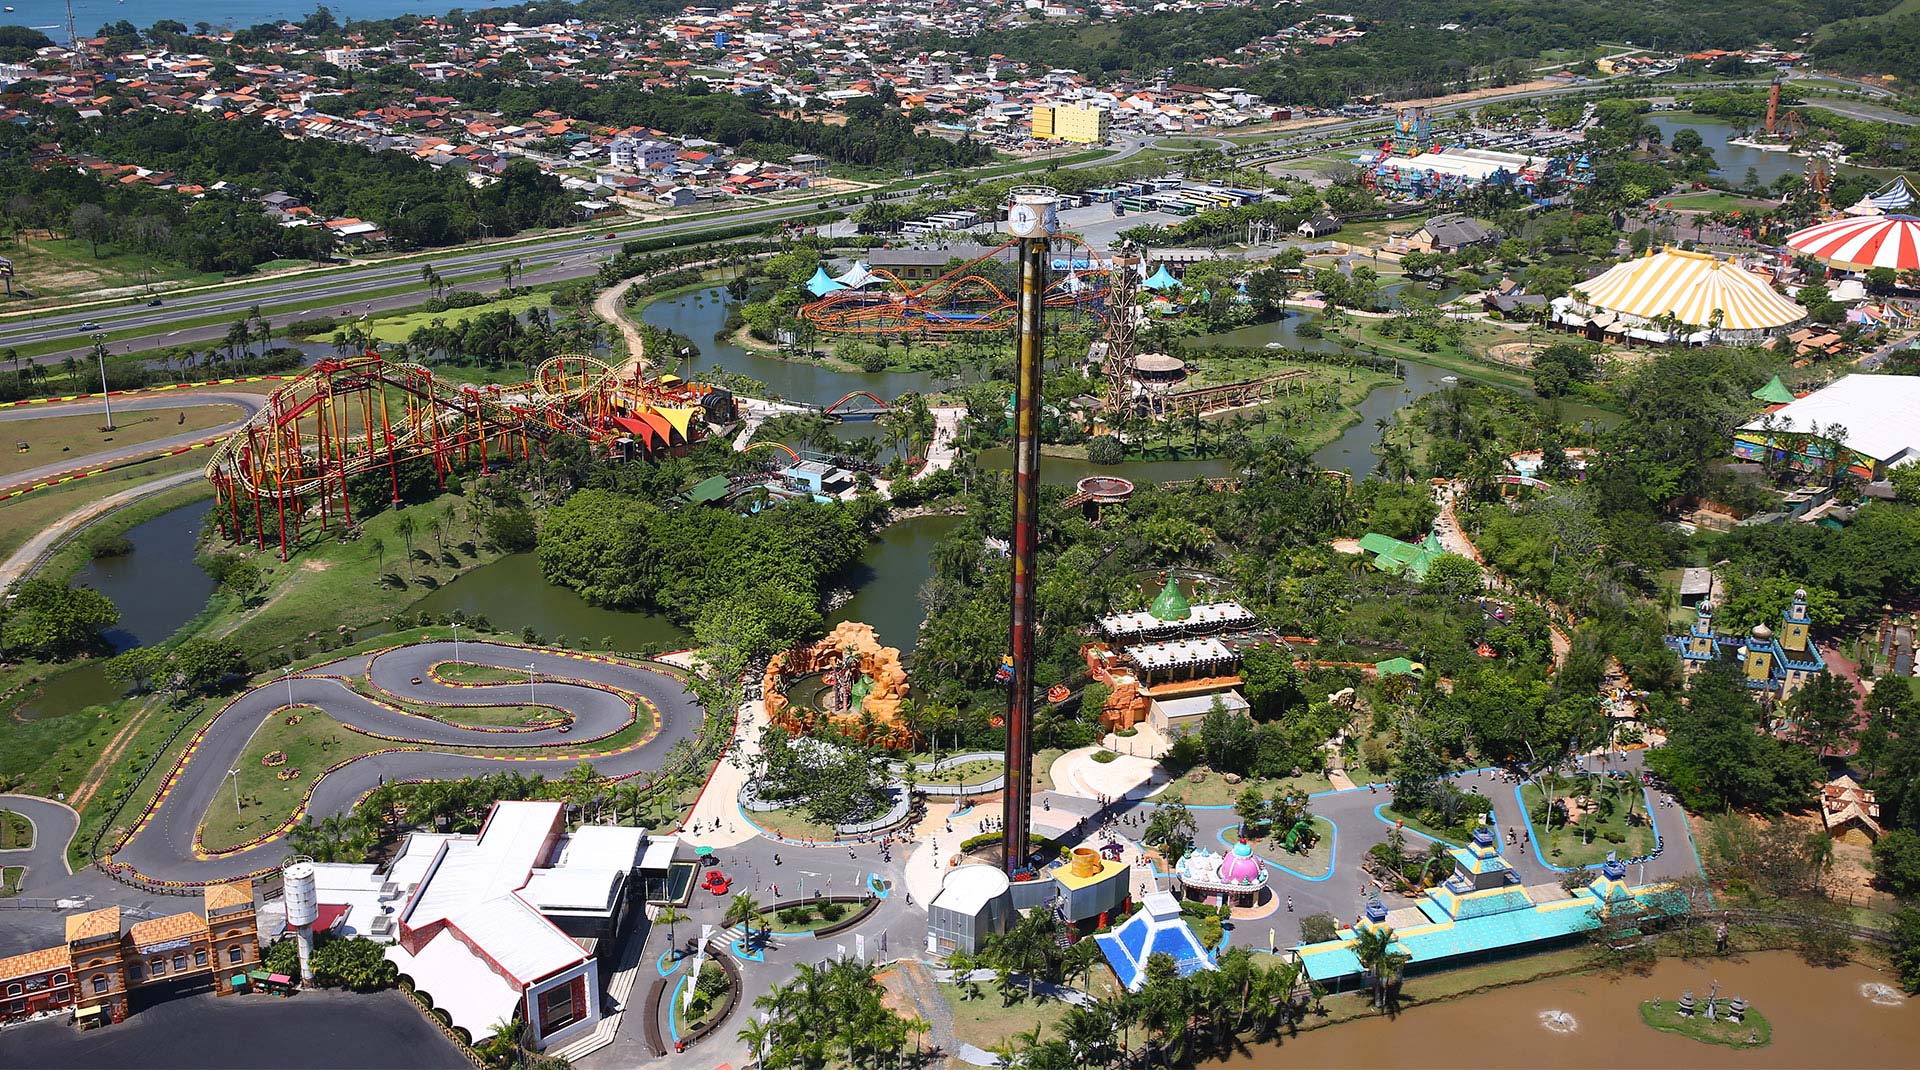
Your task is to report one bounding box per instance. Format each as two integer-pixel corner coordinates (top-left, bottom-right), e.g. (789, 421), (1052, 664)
(4, 0), (441, 42)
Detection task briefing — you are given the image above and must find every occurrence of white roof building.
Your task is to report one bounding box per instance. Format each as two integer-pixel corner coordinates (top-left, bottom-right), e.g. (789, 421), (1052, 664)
(348, 801), (680, 1050)
(1738, 374), (1920, 468)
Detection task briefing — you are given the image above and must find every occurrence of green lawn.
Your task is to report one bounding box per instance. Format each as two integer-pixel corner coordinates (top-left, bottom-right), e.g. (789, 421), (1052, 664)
(1520, 776), (1656, 867)
(432, 662), (539, 686)
(0, 809), (32, 849)
(1239, 815), (1338, 879)
(198, 706), (391, 853)
(1, 865), (21, 897)
(1658, 191), (1778, 213)
(912, 758), (1002, 785)
(0, 405), (244, 479)
(938, 969), (1121, 1053)
(1154, 766), (1337, 808)
(335, 292), (554, 343)
(188, 488), (505, 662)
(1380, 800), (1492, 847)
(761, 899), (856, 933)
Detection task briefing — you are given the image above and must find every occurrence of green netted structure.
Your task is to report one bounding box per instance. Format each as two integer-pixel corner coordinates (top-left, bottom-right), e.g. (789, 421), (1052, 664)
(1356, 531), (1446, 581)
(1751, 375), (1795, 405)
(1149, 577), (1192, 622)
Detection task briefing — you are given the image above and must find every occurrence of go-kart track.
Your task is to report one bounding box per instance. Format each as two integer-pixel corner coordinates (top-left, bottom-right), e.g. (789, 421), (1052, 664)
(102, 640), (704, 887)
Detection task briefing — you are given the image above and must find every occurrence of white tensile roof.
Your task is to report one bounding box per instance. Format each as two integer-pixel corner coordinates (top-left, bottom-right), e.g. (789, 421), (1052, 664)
(1738, 374), (1920, 464)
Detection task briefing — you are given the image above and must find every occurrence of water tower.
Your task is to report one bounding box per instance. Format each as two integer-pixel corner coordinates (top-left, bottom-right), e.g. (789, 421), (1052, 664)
(283, 856), (319, 984)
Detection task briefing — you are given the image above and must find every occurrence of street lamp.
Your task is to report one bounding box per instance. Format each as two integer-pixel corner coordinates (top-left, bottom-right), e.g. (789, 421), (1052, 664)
(283, 665), (295, 709)
(527, 662), (537, 706)
(228, 768), (241, 814)
(92, 334), (115, 431)
(450, 621), (461, 665)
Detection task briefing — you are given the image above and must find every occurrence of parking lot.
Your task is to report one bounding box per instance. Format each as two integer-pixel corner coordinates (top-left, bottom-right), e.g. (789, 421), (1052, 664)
(0, 988), (466, 1070)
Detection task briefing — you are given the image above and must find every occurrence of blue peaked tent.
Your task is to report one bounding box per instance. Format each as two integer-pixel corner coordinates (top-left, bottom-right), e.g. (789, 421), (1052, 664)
(1142, 265), (1182, 292)
(805, 266), (846, 297)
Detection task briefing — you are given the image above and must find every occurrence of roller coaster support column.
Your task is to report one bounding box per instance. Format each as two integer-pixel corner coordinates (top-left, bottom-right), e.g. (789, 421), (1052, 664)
(1002, 187), (1058, 877)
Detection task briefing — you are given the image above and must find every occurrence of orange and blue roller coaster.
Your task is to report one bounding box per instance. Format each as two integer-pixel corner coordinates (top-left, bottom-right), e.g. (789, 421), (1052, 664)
(204, 353), (713, 560)
(799, 236), (1114, 334)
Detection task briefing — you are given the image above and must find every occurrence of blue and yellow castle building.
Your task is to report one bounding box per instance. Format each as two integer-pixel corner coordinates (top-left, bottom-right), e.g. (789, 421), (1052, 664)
(1666, 587), (1825, 698)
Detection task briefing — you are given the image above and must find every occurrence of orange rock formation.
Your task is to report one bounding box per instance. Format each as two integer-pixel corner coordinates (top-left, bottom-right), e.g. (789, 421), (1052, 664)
(763, 621), (914, 747)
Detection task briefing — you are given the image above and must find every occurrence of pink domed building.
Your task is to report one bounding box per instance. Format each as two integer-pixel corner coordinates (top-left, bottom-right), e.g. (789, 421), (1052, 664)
(1173, 840), (1270, 908)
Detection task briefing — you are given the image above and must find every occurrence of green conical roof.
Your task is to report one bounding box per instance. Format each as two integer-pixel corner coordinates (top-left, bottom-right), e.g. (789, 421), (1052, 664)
(1149, 577), (1191, 622)
(1752, 374), (1794, 405)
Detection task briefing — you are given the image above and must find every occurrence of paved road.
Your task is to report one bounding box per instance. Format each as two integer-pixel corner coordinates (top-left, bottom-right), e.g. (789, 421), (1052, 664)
(107, 640), (704, 884)
(0, 390), (265, 490)
(0, 792), (78, 893)
(4, 143), (1149, 368)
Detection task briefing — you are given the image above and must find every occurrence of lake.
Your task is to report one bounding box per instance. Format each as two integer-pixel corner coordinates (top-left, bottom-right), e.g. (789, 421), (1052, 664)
(1203, 951), (1917, 1069)
(1646, 113), (1805, 188)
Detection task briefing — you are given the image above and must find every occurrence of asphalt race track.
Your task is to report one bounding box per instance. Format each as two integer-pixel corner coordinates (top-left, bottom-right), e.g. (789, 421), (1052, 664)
(104, 640), (704, 886)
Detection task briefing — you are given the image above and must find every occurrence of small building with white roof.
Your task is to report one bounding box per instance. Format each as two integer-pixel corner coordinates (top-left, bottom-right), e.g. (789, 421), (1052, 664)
(927, 865), (1014, 955)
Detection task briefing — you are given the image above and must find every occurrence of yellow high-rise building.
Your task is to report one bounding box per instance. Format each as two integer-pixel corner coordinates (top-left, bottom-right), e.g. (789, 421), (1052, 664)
(1031, 104), (1109, 145)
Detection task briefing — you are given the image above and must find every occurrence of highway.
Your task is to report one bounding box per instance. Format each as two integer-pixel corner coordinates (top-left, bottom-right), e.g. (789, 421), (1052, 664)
(1, 138), (1157, 367)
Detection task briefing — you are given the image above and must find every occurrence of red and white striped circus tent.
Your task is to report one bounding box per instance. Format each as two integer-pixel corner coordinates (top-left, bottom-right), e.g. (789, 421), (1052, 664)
(1783, 214), (1920, 271)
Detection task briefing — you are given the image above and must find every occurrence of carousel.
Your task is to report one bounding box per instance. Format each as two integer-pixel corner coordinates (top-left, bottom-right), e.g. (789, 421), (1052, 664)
(1173, 839), (1270, 908)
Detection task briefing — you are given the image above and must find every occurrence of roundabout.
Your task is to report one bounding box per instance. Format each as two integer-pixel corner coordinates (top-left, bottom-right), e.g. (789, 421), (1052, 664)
(100, 639), (705, 887)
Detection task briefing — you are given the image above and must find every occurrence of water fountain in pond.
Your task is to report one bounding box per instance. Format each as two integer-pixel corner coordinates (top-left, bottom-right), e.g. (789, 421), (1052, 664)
(1538, 1010), (1578, 1034)
(1862, 981), (1905, 1006)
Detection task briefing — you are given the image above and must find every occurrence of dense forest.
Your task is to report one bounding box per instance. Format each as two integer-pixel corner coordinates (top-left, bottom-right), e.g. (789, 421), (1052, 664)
(941, 0), (1886, 103)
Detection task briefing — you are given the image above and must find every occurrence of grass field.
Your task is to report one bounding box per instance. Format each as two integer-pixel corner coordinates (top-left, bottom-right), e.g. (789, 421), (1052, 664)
(1, 236), (225, 305)
(198, 705), (387, 853)
(356, 680), (562, 728)
(1658, 191), (1778, 213)
(0, 808), (32, 849)
(1380, 800), (1493, 847)
(1, 865), (21, 896)
(938, 969), (1122, 1053)
(188, 488), (505, 660)
(1237, 815), (1338, 878)
(1521, 777), (1656, 867)
(0, 404), (243, 479)
(0, 452), (206, 560)
(347, 292), (554, 344)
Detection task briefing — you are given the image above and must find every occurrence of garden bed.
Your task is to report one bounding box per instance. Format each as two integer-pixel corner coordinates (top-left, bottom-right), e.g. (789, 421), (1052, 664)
(1521, 776), (1656, 867)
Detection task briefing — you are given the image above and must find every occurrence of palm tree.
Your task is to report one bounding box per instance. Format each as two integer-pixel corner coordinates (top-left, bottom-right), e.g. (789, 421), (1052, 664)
(656, 905), (687, 961)
(395, 513), (416, 571)
(737, 1015), (773, 1066)
(723, 891), (763, 944)
(1351, 925), (1408, 1010)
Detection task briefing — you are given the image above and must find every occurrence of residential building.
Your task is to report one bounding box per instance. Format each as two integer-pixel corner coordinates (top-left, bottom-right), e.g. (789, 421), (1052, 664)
(1032, 103), (1109, 144)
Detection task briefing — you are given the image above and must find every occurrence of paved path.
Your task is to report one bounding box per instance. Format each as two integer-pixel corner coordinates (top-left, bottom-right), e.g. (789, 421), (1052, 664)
(0, 793), (78, 893)
(0, 468), (206, 587)
(0, 390), (264, 490)
(104, 640), (703, 884)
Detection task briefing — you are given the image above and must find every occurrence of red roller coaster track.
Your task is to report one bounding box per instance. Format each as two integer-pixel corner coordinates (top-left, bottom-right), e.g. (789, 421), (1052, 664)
(204, 353), (713, 559)
(799, 236), (1113, 334)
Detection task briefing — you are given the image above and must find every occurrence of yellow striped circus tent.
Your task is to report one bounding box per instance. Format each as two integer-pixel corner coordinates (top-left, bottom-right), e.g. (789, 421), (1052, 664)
(1549, 247), (1806, 344)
